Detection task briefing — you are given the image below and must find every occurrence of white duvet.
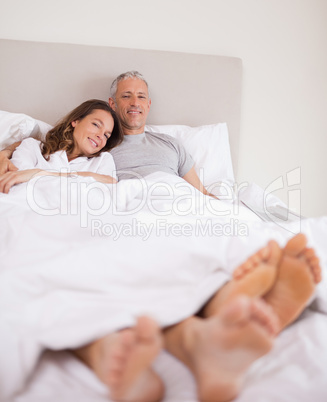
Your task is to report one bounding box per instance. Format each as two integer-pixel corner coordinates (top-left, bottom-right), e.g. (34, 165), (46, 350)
(0, 172), (326, 401)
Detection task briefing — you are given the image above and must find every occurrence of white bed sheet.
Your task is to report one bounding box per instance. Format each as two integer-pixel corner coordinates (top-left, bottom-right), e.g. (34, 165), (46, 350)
(1, 172), (327, 401)
(14, 309), (327, 402)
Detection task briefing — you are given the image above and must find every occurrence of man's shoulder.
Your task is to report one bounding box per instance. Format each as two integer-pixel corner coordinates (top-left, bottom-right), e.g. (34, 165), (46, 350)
(145, 130), (179, 144)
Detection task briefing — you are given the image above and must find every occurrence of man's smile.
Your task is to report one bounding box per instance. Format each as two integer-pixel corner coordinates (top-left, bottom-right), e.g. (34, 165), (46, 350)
(127, 109), (142, 114)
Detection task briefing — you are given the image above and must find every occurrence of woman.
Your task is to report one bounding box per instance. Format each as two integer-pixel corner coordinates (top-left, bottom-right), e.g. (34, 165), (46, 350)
(0, 99), (166, 402)
(0, 99), (123, 192)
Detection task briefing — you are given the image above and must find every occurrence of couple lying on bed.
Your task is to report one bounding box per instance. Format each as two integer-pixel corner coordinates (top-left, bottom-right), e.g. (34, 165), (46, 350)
(0, 72), (322, 402)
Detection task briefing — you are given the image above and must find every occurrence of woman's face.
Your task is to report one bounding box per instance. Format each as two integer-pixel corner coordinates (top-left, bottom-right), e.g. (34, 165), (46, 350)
(70, 109), (114, 158)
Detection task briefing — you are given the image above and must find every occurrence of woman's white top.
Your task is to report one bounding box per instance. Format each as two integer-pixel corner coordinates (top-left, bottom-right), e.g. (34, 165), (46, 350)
(11, 138), (117, 179)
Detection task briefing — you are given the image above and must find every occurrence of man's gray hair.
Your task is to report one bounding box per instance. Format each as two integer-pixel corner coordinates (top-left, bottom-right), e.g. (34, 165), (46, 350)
(110, 71), (149, 101)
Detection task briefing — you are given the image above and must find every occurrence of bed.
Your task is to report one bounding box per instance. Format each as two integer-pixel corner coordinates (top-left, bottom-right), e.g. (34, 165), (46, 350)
(0, 39), (327, 402)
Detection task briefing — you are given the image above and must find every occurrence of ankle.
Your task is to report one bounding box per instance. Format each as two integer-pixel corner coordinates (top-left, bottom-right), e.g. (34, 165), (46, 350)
(164, 317), (199, 366)
(72, 342), (96, 369)
(114, 369), (165, 402)
(146, 371), (165, 402)
(179, 317), (204, 366)
(198, 377), (242, 402)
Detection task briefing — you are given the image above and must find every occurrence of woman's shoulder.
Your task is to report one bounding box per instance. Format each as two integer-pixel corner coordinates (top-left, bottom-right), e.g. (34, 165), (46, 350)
(97, 150), (115, 161)
(16, 138), (42, 155)
(20, 137), (42, 148)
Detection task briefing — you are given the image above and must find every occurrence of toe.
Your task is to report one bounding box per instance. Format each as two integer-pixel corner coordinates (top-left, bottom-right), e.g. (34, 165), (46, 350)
(284, 234), (307, 257)
(312, 266), (322, 284)
(250, 254), (260, 266)
(258, 244), (271, 260)
(309, 256), (320, 266)
(303, 248), (315, 259)
(233, 265), (246, 279)
(243, 261), (253, 271)
(267, 240), (282, 265)
(233, 262), (252, 279)
(135, 316), (161, 343)
(120, 329), (136, 347)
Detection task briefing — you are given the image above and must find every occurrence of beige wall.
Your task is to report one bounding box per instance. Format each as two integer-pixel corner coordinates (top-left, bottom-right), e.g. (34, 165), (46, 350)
(0, 0), (326, 217)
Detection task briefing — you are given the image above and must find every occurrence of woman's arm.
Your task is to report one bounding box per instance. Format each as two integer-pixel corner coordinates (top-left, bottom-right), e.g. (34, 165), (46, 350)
(0, 169), (42, 193)
(73, 171), (117, 184)
(0, 169), (117, 194)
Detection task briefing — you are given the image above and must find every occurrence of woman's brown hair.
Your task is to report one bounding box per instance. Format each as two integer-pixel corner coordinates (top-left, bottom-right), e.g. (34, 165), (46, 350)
(41, 99), (123, 160)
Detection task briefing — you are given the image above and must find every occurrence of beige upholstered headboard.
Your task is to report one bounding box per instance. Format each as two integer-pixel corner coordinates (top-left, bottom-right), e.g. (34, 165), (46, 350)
(0, 39), (242, 175)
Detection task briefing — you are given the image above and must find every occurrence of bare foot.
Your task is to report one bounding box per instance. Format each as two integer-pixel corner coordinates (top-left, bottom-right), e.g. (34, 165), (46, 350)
(233, 240), (280, 280)
(165, 296), (278, 402)
(202, 241), (281, 317)
(74, 317), (164, 402)
(264, 233), (322, 331)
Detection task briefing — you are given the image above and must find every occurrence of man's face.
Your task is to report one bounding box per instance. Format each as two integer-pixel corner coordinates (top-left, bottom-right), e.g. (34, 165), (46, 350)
(109, 78), (151, 135)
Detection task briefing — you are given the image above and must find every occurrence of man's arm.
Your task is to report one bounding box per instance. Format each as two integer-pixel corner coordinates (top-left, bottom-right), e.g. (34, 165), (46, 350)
(182, 166), (218, 198)
(0, 142), (21, 174)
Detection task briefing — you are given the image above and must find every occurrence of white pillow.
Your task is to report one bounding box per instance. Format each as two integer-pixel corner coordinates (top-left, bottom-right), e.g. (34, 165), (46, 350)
(0, 111), (52, 149)
(34, 119), (53, 138)
(145, 123), (235, 194)
(0, 111), (37, 148)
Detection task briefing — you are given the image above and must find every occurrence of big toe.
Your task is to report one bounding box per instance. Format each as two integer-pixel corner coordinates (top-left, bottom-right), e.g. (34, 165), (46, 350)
(267, 240), (282, 265)
(135, 316), (160, 342)
(284, 233), (307, 257)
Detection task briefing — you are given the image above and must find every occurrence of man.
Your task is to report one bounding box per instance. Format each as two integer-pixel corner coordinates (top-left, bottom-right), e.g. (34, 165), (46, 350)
(109, 71), (215, 198)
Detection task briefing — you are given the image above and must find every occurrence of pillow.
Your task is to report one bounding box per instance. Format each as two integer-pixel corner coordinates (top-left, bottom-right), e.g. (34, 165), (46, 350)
(0, 111), (52, 149)
(0, 111), (37, 149)
(145, 123), (235, 196)
(34, 118), (53, 138)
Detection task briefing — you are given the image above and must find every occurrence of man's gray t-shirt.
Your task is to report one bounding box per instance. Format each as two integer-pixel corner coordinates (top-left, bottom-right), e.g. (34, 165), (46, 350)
(110, 131), (194, 180)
